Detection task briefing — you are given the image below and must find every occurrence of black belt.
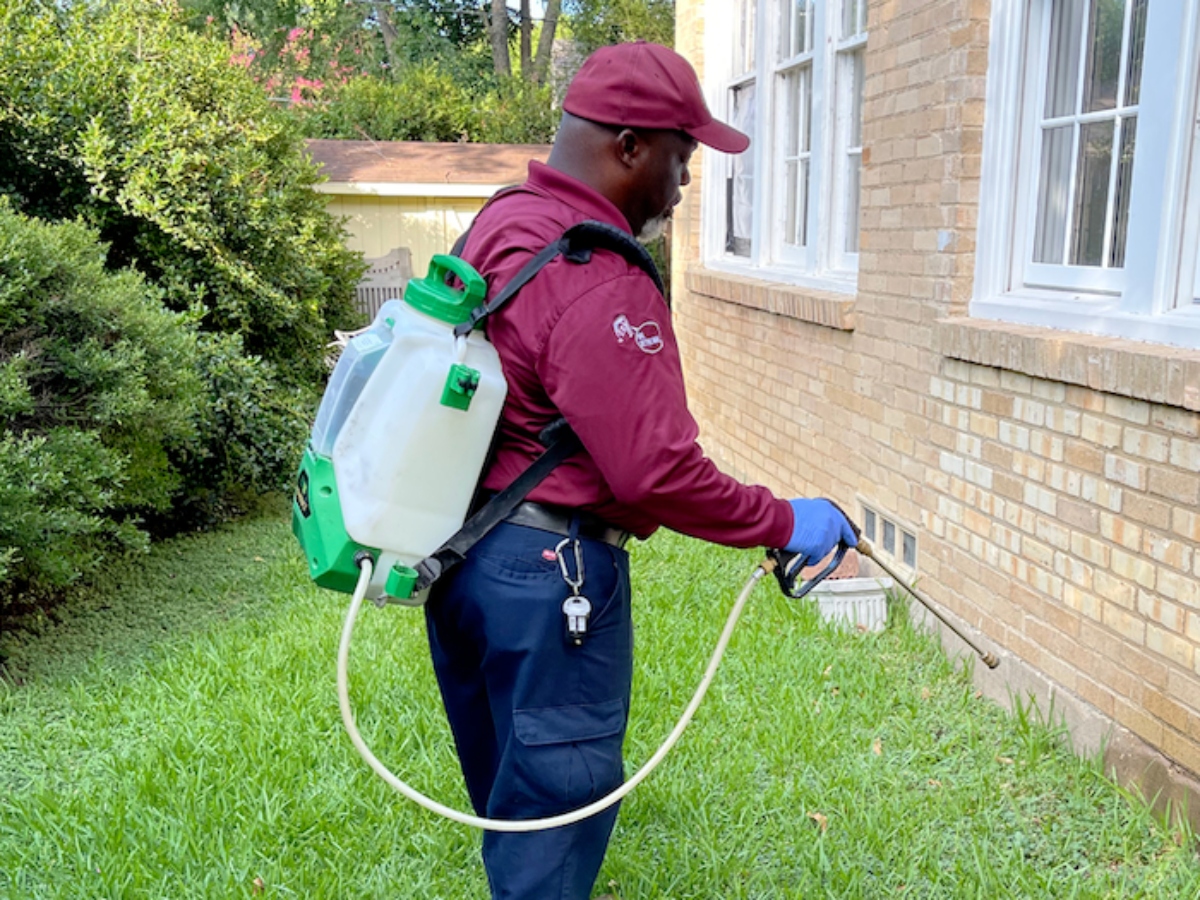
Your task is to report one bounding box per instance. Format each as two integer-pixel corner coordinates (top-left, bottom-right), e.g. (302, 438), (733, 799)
(505, 501), (631, 549)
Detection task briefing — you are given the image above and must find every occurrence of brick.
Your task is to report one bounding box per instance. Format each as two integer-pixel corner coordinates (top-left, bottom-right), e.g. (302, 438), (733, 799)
(1141, 689), (1192, 734)
(1142, 531), (1193, 573)
(1057, 497), (1099, 533)
(1063, 583), (1103, 621)
(1105, 395), (1151, 425)
(1094, 570), (1136, 609)
(1122, 493), (1173, 531)
(1147, 467), (1200, 506)
(1122, 428), (1169, 463)
(1158, 569), (1200, 608)
(1081, 414), (1122, 447)
(1172, 508), (1200, 543)
(1169, 437), (1200, 472)
(1100, 512), (1142, 550)
(1080, 476), (1122, 512)
(1136, 591), (1185, 631)
(1063, 440), (1105, 473)
(1112, 696), (1164, 745)
(1110, 548), (1157, 589)
(1070, 533), (1110, 567)
(1104, 454), (1147, 490)
(1151, 407), (1200, 437)
(1161, 729), (1200, 780)
(1146, 625), (1194, 668)
(1103, 602), (1146, 643)
(1045, 406), (1082, 435)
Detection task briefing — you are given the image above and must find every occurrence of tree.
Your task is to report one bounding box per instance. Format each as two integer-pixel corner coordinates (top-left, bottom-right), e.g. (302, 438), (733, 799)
(566, 0), (674, 54)
(0, 0), (363, 388)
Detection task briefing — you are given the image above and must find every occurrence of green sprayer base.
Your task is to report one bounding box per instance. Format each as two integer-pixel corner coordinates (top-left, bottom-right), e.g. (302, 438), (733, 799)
(292, 447), (375, 594)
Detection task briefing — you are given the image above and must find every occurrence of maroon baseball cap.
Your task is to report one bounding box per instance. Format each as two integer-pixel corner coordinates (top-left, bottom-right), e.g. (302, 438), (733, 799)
(563, 41), (750, 154)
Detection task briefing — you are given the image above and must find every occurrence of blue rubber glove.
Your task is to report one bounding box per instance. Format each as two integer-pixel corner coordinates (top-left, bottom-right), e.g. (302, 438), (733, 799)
(785, 498), (858, 563)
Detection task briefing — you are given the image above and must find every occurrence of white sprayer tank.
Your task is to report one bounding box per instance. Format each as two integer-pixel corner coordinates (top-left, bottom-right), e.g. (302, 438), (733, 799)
(333, 256), (506, 601)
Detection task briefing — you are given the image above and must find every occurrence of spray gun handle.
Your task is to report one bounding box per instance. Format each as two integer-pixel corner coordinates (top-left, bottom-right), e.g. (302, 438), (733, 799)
(767, 541), (852, 600)
(767, 498), (862, 599)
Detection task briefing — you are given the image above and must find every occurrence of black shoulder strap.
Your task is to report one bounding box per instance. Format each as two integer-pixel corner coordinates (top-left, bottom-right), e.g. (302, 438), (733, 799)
(411, 420), (582, 594)
(404, 221), (660, 600)
(452, 219), (664, 339)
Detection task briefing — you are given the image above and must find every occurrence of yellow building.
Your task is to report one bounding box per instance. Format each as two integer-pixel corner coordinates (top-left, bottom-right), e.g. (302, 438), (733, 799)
(307, 139), (551, 317)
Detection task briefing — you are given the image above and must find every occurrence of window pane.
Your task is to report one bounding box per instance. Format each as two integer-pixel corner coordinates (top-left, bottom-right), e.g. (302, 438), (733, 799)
(1045, 1), (1085, 118)
(838, 47), (865, 255)
(1070, 119), (1114, 266)
(737, 0), (757, 74)
(782, 66), (812, 248)
(1034, 125), (1073, 264)
(780, 0), (813, 59)
(842, 0), (866, 39)
(1083, 0), (1125, 113)
(1109, 116), (1136, 268)
(848, 48), (864, 148)
(726, 83), (756, 257)
(845, 152), (861, 253)
(1125, 0), (1147, 106)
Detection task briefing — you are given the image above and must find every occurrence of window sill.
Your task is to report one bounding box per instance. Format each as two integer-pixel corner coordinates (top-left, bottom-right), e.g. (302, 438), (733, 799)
(935, 318), (1200, 413)
(684, 267), (856, 331)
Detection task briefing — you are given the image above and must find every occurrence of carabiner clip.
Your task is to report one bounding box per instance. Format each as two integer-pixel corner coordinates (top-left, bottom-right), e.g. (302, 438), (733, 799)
(554, 537), (585, 593)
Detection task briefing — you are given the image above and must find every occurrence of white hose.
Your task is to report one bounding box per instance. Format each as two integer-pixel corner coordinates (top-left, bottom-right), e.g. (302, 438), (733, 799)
(337, 557), (768, 832)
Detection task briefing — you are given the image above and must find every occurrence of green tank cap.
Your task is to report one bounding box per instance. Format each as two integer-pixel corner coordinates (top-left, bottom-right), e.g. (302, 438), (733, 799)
(403, 255), (487, 326)
(385, 563), (419, 600)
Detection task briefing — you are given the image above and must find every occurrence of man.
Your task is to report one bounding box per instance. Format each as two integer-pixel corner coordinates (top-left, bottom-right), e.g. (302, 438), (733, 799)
(425, 41), (857, 900)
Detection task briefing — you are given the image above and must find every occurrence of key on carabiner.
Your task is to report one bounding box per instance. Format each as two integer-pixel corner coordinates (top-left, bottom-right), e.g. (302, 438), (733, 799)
(562, 594), (592, 645)
(555, 537), (590, 644)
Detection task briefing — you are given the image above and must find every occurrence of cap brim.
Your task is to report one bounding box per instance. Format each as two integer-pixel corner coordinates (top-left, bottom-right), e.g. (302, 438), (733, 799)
(685, 118), (751, 154)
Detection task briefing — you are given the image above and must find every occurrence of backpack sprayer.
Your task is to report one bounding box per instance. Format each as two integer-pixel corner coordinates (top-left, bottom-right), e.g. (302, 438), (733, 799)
(293, 231), (997, 833)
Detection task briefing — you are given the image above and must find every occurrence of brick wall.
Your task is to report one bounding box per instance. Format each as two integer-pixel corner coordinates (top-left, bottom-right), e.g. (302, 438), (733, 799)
(673, 0), (1200, 821)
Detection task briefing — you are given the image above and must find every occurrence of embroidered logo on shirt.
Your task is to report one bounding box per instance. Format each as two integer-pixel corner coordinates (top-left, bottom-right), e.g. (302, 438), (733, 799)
(613, 314), (664, 355)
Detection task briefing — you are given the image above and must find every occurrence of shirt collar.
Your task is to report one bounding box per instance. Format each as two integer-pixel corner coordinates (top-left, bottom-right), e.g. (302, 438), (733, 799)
(526, 161), (633, 234)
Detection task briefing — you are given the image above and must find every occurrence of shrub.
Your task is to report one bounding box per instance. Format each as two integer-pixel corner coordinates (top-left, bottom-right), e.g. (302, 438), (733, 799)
(0, 0), (365, 388)
(162, 332), (312, 532)
(298, 69), (558, 144)
(0, 203), (202, 597)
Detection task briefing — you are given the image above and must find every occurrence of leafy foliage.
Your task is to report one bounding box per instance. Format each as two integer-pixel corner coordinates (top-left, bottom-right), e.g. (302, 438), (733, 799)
(296, 68), (557, 143)
(0, 0), (364, 387)
(162, 332), (312, 532)
(565, 0), (675, 54)
(0, 203), (201, 596)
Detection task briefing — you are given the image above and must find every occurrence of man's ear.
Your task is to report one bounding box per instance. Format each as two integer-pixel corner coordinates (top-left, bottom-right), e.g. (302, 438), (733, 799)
(613, 128), (643, 169)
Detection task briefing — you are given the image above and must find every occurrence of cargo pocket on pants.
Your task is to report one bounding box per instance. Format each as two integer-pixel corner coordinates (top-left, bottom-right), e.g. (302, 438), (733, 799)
(507, 698), (627, 813)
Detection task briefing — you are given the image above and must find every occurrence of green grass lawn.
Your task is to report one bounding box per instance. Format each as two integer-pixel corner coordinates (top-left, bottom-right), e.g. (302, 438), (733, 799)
(2, 502), (1198, 899)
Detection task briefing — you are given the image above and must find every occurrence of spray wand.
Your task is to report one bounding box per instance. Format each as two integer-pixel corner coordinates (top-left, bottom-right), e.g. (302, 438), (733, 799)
(768, 505), (1000, 669)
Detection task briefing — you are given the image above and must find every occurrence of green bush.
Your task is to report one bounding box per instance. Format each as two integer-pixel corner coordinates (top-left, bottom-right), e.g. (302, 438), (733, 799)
(0, 0), (364, 388)
(298, 69), (558, 144)
(0, 203), (202, 597)
(162, 332), (312, 531)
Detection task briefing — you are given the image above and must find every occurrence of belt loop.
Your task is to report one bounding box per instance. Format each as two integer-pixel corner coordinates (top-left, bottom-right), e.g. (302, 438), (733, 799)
(567, 515), (581, 543)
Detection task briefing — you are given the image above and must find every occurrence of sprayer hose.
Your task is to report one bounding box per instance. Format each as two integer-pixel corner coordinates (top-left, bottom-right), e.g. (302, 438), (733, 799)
(337, 557), (767, 832)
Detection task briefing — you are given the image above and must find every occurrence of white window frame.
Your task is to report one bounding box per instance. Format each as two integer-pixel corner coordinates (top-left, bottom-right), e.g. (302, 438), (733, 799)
(974, 0), (1200, 349)
(701, 0), (866, 294)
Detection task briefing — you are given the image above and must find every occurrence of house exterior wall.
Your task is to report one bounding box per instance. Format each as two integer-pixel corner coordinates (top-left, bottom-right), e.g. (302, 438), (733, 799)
(674, 0), (1200, 823)
(321, 192), (483, 274)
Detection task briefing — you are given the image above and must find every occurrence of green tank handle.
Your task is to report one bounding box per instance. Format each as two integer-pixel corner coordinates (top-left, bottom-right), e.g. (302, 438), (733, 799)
(404, 254), (488, 326)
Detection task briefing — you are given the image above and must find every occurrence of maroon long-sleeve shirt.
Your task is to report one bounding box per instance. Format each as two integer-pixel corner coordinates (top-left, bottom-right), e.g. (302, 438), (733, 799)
(464, 161), (792, 548)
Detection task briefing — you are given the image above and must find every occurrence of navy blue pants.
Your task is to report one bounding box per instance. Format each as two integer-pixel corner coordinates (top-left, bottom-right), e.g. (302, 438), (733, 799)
(426, 521), (633, 900)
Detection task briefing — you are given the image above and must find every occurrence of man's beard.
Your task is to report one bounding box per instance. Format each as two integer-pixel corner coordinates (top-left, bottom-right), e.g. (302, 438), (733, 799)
(636, 212), (670, 244)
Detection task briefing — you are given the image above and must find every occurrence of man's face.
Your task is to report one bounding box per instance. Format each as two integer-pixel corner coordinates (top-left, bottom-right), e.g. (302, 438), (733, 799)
(632, 130), (697, 242)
